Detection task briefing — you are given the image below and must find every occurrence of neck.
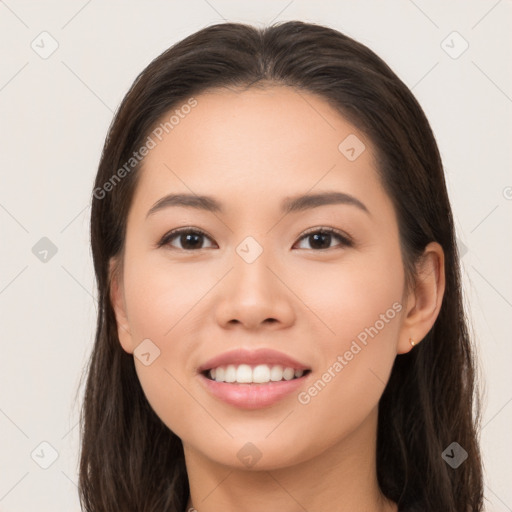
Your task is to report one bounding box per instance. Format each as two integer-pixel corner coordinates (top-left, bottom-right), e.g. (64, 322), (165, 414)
(183, 406), (397, 512)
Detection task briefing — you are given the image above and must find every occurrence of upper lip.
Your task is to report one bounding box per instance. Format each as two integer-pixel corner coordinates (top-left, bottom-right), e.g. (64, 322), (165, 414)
(197, 348), (311, 373)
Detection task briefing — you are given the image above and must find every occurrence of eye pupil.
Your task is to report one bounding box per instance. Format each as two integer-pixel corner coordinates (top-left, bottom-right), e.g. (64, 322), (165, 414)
(181, 233), (203, 250)
(309, 233), (331, 250)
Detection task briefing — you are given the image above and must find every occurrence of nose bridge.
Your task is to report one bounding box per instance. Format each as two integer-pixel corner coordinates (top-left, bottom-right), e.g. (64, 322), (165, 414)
(231, 233), (276, 293)
(210, 216), (296, 329)
(235, 234), (267, 267)
(212, 230), (294, 329)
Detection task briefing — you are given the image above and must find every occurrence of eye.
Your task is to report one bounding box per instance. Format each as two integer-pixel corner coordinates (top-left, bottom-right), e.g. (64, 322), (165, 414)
(293, 227), (353, 251)
(157, 228), (216, 251)
(157, 226), (353, 252)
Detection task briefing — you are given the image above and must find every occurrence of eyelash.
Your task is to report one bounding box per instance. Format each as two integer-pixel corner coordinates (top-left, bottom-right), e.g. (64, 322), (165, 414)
(157, 226), (354, 252)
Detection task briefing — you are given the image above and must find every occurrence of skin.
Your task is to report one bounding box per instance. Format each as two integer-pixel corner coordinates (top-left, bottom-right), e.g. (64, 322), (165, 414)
(109, 85), (445, 512)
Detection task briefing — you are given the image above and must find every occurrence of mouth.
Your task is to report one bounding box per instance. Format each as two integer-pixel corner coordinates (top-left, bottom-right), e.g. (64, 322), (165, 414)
(196, 348), (312, 409)
(202, 364), (312, 384)
(198, 364), (312, 409)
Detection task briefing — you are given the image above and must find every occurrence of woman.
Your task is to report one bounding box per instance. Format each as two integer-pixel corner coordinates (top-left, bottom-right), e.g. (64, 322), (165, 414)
(79, 20), (484, 511)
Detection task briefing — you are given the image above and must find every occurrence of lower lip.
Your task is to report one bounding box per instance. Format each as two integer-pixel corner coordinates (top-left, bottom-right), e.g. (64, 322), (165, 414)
(198, 373), (309, 409)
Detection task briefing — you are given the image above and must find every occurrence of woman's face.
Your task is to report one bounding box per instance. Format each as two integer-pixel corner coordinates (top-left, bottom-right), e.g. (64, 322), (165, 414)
(110, 85), (411, 470)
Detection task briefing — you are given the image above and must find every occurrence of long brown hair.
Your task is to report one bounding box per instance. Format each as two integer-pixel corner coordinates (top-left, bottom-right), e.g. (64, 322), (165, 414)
(79, 20), (484, 511)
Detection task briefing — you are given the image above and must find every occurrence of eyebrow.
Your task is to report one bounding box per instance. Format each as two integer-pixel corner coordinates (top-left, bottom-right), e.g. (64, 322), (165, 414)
(146, 191), (370, 218)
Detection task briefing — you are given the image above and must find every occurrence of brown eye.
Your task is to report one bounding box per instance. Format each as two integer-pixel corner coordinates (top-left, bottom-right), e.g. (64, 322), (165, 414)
(294, 228), (353, 251)
(159, 228), (216, 251)
(158, 227), (353, 252)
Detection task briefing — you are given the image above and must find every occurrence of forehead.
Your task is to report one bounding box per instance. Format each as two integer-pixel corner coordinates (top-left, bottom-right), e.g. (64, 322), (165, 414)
(129, 85), (384, 218)
(147, 85), (367, 167)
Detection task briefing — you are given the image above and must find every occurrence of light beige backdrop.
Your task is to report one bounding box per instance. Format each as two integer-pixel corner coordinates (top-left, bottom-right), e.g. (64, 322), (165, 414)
(0, 1), (510, 510)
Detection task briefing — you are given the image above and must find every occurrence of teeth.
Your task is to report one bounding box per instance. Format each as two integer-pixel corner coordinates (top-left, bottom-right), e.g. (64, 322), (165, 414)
(253, 364), (270, 383)
(224, 364), (236, 383)
(270, 365), (284, 381)
(283, 367), (295, 380)
(208, 364), (306, 383)
(236, 364), (252, 383)
(215, 367), (225, 382)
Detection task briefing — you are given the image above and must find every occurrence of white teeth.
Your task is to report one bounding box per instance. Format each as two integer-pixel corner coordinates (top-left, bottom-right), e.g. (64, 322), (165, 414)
(270, 365), (284, 381)
(253, 364), (270, 383)
(236, 364), (252, 383)
(207, 364), (307, 383)
(224, 364), (236, 383)
(214, 367), (225, 382)
(283, 367), (295, 380)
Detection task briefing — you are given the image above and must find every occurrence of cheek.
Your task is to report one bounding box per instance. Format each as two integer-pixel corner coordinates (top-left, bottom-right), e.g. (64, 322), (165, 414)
(123, 253), (212, 340)
(296, 246), (404, 346)
(293, 250), (403, 422)
(121, 254), (218, 435)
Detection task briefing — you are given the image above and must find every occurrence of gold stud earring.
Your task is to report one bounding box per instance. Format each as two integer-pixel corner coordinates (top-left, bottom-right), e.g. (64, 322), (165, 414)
(409, 338), (415, 347)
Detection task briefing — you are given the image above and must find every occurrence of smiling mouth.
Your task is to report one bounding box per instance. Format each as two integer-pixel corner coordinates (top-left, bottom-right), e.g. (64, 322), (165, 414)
(202, 364), (311, 384)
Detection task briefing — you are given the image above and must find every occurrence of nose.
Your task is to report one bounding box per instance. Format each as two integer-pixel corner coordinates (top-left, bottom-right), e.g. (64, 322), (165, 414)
(214, 244), (296, 331)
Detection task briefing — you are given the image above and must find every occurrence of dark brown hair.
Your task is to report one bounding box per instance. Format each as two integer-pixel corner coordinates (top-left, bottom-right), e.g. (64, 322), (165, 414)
(79, 20), (484, 511)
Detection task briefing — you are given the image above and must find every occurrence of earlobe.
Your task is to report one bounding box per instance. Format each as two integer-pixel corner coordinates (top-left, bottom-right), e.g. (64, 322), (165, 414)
(397, 242), (446, 354)
(108, 257), (134, 354)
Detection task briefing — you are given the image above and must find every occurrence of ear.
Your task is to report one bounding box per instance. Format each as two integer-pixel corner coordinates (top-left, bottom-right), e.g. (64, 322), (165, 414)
(109, 257), (134, 354)
(397, 241), (446, 354)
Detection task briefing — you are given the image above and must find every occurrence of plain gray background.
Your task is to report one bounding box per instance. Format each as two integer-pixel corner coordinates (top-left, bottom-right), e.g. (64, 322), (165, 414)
(0, 1), (511, 510)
